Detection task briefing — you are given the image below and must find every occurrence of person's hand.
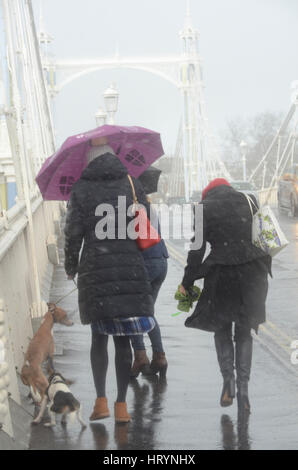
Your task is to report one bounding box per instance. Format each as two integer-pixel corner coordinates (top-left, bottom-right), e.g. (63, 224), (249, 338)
(67, 274), (75, 280)
(179, 285), (187, 296)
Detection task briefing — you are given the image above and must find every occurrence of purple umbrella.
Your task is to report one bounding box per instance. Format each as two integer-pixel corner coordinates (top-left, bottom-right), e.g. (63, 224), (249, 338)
(36, 125), (164, 200)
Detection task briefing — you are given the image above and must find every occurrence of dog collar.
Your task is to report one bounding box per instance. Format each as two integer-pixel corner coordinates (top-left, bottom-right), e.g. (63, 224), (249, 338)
(46, 380), (66, 399)
(48, 307), (56, 322)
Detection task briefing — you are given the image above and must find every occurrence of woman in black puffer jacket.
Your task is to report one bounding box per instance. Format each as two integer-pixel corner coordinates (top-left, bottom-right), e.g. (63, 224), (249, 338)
(64, 143), (154, 423)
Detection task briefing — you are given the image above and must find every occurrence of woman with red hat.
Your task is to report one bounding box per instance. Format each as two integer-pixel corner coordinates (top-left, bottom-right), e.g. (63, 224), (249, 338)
(179, 178), (271, 418)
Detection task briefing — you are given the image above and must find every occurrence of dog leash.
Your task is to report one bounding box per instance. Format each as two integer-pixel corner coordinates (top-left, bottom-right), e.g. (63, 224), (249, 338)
(54, 279), (78, 306)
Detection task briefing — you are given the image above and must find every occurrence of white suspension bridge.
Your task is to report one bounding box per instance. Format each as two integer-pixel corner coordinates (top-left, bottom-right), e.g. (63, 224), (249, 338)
(0, 0), (297, 445)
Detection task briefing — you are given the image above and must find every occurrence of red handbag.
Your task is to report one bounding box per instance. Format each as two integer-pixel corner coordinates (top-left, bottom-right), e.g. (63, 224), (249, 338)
(127, 175), (161, 251)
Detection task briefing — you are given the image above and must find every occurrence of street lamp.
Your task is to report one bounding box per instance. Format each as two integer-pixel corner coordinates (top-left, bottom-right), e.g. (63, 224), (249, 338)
(240, 140), (248, 181)
(103, 84), (119, 124)
(262, 161), (267, 189)
(95, 106), (107, 127)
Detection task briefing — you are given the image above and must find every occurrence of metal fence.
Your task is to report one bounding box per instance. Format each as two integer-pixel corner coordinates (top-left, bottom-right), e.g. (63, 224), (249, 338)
(258, 186), (278, 207)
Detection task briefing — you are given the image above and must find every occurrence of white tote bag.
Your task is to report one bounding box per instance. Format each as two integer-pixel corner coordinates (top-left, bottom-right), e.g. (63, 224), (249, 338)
(245, 195), (289, 257)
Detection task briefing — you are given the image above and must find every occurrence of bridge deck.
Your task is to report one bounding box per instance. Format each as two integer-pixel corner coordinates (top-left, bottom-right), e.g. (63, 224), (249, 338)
(25, 210), (298, 450)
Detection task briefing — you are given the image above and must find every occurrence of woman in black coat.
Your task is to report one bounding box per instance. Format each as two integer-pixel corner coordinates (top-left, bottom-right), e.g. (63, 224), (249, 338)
(64, 142), (154, 423)
(180, 178), (271, 416)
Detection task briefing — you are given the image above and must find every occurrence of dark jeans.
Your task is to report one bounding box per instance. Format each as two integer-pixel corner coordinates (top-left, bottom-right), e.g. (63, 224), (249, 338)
(215, 323), (252, 343)
(130, 257), (168, 353)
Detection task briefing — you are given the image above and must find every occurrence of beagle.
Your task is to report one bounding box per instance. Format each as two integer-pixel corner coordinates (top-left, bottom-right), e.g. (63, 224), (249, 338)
(32, 372), (86, 428)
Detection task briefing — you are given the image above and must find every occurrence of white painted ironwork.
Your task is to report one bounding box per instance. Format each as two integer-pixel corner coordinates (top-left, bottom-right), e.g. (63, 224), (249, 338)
(95, 106), (107, 127)
(42, 5), (231, 200)
(249, 82), (298, 199)
(257, 186), (278, 207)
(1, 0), (56, 317)
(103, 84), (119, 125)
(170, 121), (185, 198)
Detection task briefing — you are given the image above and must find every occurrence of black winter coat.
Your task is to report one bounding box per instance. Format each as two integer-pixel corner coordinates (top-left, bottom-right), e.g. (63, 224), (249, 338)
(182, 185), (272, 332)
(64, 153), (154, 325)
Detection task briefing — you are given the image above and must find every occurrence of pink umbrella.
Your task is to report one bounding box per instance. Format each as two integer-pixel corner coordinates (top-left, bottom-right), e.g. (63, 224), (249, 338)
(36, 125), (164, 200)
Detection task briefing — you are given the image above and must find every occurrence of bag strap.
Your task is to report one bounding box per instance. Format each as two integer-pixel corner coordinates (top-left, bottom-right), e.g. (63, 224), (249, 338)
(244, 194), (258, 218)
(127, 174), (138, 205)
(247, 194), (259, 212)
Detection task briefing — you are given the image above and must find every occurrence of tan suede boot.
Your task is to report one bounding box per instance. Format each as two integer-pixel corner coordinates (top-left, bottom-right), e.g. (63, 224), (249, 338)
(114, 402), (131, 423)
(130, 350), (151, 378)
(89, 397), (110, 421)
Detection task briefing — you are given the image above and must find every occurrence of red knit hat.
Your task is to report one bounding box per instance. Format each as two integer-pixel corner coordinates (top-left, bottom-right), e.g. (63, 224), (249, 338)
(201, 178), (230, 200)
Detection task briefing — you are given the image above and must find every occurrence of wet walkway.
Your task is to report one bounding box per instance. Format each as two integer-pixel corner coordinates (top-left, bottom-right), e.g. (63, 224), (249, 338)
(28, 214), (298, 450)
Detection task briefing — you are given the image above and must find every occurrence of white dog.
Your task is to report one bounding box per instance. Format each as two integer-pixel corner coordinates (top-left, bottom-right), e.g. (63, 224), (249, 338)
(32, 372), (86, 428)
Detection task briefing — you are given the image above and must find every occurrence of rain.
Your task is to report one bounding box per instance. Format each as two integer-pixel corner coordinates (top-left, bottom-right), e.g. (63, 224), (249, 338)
(0, 0), (297, 456)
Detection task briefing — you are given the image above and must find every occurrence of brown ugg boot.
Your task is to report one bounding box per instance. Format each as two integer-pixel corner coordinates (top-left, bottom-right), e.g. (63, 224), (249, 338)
(114, 402), (131, 423)
(89, 397), (110, 421)
(130, 350), (151, 378)
(150, 352), (168, 378)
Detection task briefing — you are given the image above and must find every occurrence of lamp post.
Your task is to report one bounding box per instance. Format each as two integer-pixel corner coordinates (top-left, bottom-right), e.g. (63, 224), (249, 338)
(103, 84), (119, 125)
(262, 161), (267, 189)
(240, 140), (248, 181)
(95, 106), (107, 127)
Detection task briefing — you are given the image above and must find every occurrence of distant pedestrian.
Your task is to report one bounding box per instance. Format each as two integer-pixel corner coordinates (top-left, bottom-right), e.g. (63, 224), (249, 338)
(130, 206), (169, 379)
(64, 139), (154, 423)
(179, 178), (271, 417)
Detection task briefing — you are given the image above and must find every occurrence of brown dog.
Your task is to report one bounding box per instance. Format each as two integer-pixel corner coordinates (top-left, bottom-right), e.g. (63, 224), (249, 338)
(21, 303), (73, 403)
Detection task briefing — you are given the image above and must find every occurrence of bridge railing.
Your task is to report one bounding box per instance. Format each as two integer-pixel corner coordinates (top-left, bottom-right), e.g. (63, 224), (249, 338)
(257, 186), (278, 207)
(0, 195), (63, 438)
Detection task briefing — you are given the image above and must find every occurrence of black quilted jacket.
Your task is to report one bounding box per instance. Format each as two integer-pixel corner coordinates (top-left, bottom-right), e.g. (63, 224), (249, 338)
(64, 153), (154, 324)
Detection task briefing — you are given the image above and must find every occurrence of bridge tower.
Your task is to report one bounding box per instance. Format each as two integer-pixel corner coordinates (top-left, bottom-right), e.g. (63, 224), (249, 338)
(179, 3), (206, 199)
(42, 2), (231, 200)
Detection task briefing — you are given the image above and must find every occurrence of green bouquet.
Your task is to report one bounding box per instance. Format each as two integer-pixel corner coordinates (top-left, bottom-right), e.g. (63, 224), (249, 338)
(174, 285), (201, 313)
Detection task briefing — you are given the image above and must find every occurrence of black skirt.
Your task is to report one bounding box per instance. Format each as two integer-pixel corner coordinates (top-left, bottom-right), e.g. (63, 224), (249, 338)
(185, 257), (269, 333)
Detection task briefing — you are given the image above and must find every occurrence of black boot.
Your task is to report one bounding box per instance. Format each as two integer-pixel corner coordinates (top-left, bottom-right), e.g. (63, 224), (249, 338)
(235, 328), (252, 417)
(214, 329), (235, 407)
(237, 385), (251, 419)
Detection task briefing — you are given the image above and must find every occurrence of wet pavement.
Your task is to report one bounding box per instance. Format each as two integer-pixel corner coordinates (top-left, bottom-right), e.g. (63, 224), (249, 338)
(27, 210), (298, 450)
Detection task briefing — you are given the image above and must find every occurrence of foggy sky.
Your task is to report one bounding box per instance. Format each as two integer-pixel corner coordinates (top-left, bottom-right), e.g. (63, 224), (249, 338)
(32, 0), (298, 152)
